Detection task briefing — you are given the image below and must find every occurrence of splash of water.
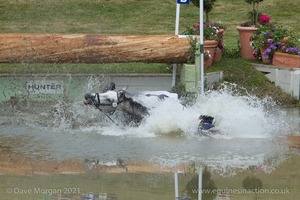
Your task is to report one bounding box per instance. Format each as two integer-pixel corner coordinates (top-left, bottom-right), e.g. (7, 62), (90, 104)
(192, 85), (289, 138)
(133, 84), (289, 139)
(1, 81), (292, 174)
(33, 82), (290, 140)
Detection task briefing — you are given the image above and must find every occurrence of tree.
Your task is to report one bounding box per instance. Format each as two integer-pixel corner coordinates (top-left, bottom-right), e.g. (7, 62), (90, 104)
(245, 0), (264, 25)
(190, 0), (217, 24)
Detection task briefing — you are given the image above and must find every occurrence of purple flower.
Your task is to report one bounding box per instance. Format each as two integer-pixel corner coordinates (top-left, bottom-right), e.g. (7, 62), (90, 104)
(263, 53), (269, 59)
(284, 47), (300, 55)
(268, 39), (273, 44)
(266, 48), (271, 53)
(270, 44), (277, 49)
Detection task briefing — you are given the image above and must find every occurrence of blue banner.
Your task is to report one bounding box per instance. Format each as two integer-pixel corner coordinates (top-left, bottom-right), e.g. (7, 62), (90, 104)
(177, 0), (190, 4)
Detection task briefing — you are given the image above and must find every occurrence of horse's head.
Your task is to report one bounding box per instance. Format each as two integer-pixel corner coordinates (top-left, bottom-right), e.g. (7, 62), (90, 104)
(84, 93), (98, 106)
(84, 82), (118, 107)
(84, 90), (119, 108)
(83, 85), (149, 123)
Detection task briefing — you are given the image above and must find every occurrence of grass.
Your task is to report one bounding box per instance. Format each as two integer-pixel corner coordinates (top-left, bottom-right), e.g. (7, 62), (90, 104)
(0, 173), (176, 200)
(206, 56), (298, 105)
(0, 63), (172, 74)
(0, 0), (299, 47)
(0, 0), (299, 104)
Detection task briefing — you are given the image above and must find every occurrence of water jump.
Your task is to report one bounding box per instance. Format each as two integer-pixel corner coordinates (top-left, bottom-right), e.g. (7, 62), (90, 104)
(83, 83), (215, 134)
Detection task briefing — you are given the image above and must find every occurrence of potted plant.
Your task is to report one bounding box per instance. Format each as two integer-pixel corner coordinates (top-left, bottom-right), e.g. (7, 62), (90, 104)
(211, 21), (226, 62)
(273, 40), (300, 68)
(189, 0), (223, 66)
(251, 19), (291, 63)
(237, 0), (264, 59)
(184, 22), (219, 67)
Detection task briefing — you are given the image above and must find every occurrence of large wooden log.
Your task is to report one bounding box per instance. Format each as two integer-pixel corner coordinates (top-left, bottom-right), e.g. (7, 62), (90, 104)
(0, 34), (191, 64)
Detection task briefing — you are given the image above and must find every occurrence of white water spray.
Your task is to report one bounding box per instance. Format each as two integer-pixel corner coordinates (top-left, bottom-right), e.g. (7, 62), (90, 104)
(32, 81), (290, 140)
(131, 84), (289, 139)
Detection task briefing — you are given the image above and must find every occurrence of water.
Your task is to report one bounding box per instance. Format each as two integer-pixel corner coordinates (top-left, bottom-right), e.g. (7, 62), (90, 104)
(0, 82), (293, 174)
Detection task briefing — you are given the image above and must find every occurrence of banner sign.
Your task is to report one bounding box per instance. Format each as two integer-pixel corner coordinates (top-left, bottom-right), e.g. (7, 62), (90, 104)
(177, 0), (190, 4)
(27, 80), (64, 94)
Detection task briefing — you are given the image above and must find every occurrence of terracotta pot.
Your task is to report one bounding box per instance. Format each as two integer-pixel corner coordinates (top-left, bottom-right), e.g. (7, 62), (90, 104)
(204, 40), (218, 68)
(213, 48), (222, 63)
(272, 52), (300, 68)
(287, 135), (300, 149)
(237, 26), (257, 60)
(259, 47), (271, 64)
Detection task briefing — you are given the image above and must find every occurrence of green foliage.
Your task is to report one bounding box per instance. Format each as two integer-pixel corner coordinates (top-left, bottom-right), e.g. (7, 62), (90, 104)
(251, 21), (299, 61)
(222, 45), (241, 58)
(204, 26), (219, 40)
(211, 21), (226, 30)
(242, 0), (264, 26)
(186, 37), (198, 64)
(190, 0), (217, 12)
(190, 0), (217, 24)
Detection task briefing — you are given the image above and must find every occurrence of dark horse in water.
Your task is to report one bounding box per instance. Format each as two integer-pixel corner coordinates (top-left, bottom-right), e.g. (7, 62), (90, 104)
(84, 89), (149, 123)
(83, 83), (215, 133)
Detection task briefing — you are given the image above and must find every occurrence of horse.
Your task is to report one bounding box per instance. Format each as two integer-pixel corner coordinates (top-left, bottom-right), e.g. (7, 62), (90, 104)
(83, 83), (215, 133)
(83, 88), (150, 123)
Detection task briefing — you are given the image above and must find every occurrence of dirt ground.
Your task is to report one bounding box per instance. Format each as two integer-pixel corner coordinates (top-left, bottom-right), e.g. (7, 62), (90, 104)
(0, 152), (186, 175)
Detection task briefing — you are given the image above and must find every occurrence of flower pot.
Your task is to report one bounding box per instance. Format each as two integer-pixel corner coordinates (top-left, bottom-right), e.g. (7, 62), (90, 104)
(213, 48), (222, 63)
(272, 52), (300, 68)
(287, 135), (300, 149)
(259, 47), (271, 64)
(237, 26), (257, 60)
(204, 40), (218, 68)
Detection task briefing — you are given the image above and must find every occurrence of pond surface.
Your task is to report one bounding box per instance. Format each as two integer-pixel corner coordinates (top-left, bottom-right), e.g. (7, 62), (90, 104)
(0, 82), (299, 200)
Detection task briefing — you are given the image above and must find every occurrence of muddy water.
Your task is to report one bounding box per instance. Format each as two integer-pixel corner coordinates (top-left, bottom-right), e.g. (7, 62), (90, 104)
(0, 91), (293, 170)
(0, 83), (300, 200)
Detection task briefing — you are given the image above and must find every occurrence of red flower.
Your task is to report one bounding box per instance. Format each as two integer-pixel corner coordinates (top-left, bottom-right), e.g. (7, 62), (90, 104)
(259, 14), (270, 24)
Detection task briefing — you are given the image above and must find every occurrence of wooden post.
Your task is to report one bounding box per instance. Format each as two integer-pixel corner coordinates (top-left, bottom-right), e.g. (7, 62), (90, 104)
(0, 34), (191, 64)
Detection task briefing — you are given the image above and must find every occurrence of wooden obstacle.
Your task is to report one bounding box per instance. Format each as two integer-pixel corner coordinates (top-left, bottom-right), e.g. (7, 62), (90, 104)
(0, 34), (191, 64)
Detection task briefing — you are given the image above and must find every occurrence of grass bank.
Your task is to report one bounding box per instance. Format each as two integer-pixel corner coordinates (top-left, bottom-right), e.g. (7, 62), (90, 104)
(0, 63), (172, 74)
(1, 0), (299, 48)
(0, 0), (299, 105)
(207, 56), (298, 105)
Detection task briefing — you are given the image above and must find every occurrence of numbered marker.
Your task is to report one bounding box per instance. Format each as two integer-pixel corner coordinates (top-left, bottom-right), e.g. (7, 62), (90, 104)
(177, 0), (190, 5)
